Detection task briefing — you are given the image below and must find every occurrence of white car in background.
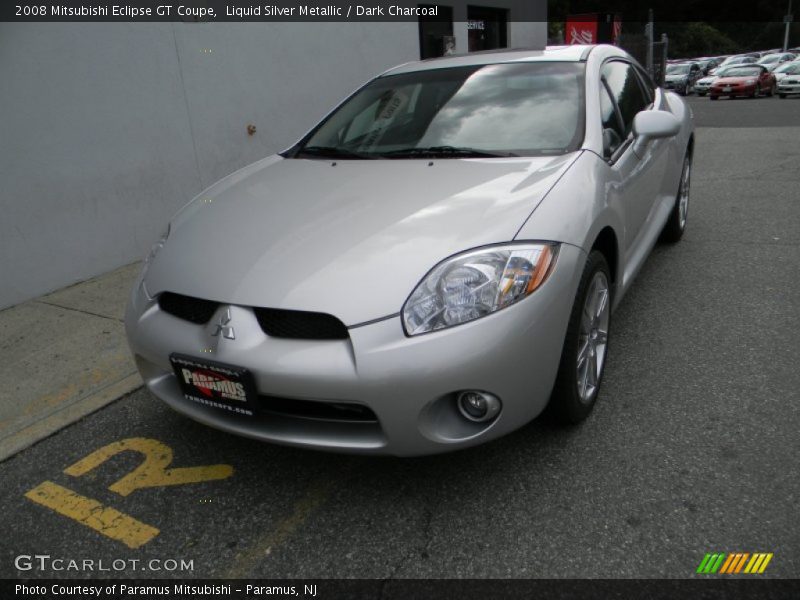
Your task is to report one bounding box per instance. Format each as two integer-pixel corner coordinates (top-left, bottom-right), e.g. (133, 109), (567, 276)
(694, 66), (737, 96)
(759, 53), (796, 68)
(709, 54), (757, 75)
(773, 61), (800, 83)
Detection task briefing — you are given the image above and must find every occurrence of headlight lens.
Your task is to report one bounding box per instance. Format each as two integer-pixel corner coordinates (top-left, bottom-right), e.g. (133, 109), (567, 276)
(746, 79), (756, 85)
(402, 243), (558, 336)
(142, 223), (171, 273)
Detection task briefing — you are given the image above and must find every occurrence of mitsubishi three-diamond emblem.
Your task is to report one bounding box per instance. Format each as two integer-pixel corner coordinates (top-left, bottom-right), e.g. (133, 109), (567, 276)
(211, 308), (236, 340)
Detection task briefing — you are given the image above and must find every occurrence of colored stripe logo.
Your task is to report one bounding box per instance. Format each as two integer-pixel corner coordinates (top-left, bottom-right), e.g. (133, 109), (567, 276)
(697, 552), (773, 574)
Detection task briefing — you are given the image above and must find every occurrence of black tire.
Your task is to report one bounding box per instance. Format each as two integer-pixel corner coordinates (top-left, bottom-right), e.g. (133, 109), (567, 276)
(710, 95), (718, 101)
(660, 152), (692, 243)
(548, 251), (612, 425)
(779, 93), (786, 99)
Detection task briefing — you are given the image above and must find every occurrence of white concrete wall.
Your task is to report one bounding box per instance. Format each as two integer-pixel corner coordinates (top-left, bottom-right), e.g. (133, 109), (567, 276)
(0, 22), (419, 309)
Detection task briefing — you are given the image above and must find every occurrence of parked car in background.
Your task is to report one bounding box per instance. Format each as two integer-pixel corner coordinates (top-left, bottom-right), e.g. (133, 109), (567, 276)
(773, 61), (800, 82)
(709, 65), (776, 99)
(710, 55), (758, 75)
(664, 62), (702, 95)
(694, 66), (737, 96)
(695, 58), (720, 75)
(777, 71), (800, 98)
(758, 53), (796, 67)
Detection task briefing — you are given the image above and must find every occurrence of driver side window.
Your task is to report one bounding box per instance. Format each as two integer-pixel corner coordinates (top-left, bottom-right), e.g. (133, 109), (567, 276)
(600, 82), (624, 159)
(601, 61), (650, 138)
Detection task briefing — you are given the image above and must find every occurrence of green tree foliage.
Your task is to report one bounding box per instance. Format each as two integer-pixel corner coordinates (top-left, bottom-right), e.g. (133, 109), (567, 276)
(665, 22), (738, 57)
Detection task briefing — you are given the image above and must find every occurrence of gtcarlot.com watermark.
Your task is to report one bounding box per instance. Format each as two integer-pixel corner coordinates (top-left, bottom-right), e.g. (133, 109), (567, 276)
(15, 554), (194, 573)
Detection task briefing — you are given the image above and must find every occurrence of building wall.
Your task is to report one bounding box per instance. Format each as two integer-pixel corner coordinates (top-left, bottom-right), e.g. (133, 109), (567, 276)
(0, 14), (546, 310)
(0, 22), (419, 309)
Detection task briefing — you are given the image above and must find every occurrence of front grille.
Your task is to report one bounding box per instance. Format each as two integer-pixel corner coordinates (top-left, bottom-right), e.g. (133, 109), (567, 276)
(254, 307), (349, 340)
(258, 395), (377, 422)
(158, 292), (219, 325)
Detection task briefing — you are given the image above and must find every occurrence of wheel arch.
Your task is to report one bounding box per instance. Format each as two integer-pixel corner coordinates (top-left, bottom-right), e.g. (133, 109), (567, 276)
(589, 226), (620, 294)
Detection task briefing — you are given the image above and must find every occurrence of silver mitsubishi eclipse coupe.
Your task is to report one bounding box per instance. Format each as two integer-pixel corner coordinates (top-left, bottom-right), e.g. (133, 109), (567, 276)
(125, 44), (694, 456)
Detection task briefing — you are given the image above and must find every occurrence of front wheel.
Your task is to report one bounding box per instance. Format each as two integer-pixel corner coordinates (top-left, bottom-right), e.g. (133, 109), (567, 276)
(548, 251), (612, 424)
(710, 95), (719, 101)
(779, 93), (787, 99)
(660, 151), (692, 243)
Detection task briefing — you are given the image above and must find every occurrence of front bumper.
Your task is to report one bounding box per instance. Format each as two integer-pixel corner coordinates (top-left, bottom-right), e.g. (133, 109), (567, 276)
(777, 82), (800, 95)
(709, 83), (756, 97)
(694, 82), (712, 94)
(664, 80), (688, 93)
(125, 244), (585, 456)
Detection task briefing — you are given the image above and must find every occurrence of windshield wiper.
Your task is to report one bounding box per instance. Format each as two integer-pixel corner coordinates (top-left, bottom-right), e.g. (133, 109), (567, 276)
(378, 146), (519, 158)
(295, 146), (377, 159)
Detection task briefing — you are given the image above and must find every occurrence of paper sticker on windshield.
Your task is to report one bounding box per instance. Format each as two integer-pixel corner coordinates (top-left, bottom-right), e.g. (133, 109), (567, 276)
(362, 90), (409, 148)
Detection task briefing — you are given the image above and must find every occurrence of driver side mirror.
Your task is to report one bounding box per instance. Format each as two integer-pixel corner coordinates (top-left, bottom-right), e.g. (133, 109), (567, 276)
(632, 110), (681, 158)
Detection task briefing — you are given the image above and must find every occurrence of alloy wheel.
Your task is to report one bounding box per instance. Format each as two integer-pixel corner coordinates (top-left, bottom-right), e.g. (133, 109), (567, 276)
(576, 272), (610, 403)
(678, 156), (691, 229)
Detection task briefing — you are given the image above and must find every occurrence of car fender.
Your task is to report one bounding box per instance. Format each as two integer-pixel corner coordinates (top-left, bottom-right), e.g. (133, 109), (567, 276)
(514, 150), (624, 288)
(662, 90), (695, 195)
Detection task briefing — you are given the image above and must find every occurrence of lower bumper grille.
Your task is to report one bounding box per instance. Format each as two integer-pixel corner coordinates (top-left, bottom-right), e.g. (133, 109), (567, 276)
(258, 396), (377, 422)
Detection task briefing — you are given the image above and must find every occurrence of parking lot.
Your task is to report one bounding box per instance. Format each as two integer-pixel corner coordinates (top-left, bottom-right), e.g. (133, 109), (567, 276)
(1, 95), (798, 580)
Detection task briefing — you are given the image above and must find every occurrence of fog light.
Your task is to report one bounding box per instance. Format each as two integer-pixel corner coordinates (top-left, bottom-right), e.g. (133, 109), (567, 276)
(457, 391), (501, 423)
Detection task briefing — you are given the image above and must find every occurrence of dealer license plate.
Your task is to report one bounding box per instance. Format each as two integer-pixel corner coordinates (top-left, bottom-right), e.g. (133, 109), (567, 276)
(170, 353), (257, 416)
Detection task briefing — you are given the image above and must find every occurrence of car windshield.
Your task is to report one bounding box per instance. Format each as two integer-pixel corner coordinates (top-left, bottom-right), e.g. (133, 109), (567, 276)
(722, 56), (745, 65)
(760, 54), (781, 63)
(726, 67), (761, 77)
(295, 62), (585, 158)
(776, 62), (800, 74)
(712, 67), (735, 77)
(667, 65), (691, 74)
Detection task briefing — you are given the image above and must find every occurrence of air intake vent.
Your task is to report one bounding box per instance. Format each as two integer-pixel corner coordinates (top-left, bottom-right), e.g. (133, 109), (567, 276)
(258, 396), (376, 422)
(158, 292), (219, 325)
(254, 308), (349, 340)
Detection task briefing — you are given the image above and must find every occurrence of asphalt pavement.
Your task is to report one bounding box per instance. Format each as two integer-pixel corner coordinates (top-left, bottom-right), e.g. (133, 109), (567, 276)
(1, 95), (798, 580)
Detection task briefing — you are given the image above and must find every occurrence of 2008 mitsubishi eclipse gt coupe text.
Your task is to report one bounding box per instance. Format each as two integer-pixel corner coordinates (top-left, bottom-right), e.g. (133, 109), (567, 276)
(125, 44), (694, 456)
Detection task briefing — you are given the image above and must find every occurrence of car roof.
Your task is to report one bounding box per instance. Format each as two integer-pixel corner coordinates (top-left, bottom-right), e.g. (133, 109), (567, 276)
(382, 45), (616, 76)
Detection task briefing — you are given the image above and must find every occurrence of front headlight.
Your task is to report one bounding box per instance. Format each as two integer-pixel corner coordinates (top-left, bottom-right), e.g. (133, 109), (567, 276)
(746, 79), (756, 85)
(142, 223), (171, 274)
(402, 243), (558, 336)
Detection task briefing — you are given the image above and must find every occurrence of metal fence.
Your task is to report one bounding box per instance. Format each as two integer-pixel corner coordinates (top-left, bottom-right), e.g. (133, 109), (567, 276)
(617, 32), (668, 86)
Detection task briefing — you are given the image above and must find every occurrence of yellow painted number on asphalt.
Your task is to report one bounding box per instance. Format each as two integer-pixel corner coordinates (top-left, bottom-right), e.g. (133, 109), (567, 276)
(24, 481), (159, 549)
(64, 437), (234, 496)
(24, 437), (234, 548)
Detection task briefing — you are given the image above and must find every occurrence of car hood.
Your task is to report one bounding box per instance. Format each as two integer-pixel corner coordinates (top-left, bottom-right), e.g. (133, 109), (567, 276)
(144, 153), (580, 325)
(713, 76), (757, 84)
(697, 76), (716, 84)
